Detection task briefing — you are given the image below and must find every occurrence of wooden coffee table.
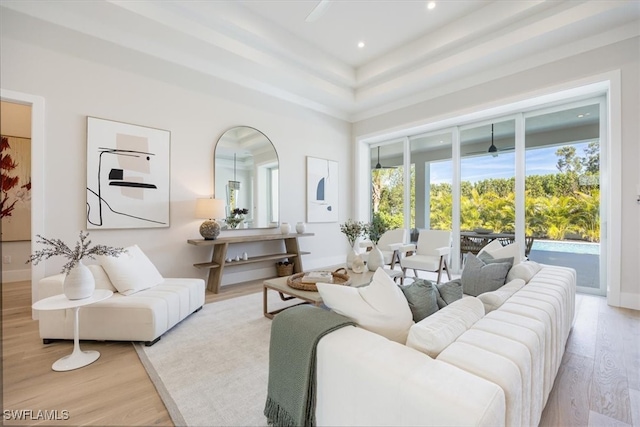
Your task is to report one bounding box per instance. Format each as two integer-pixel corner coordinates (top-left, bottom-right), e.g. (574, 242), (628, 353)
(262, 267), (403, 318)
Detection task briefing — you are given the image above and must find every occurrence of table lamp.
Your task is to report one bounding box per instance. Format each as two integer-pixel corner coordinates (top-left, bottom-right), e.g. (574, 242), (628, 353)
(195, 198), (225, 240)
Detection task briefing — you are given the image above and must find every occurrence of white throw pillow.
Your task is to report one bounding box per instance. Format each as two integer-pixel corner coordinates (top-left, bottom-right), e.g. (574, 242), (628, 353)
(479, 239), (523, 266)
(98, 245), (164, 295)
(87, 264), (117, 292)
(506, 260), (542, 283)
(317, 268), (414, 343)
(406, 297), (485, 358)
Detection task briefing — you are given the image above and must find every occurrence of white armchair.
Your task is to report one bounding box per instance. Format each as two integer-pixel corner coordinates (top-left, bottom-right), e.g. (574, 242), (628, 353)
(360, 228), (409, 269)
(400, 229), (452, 283)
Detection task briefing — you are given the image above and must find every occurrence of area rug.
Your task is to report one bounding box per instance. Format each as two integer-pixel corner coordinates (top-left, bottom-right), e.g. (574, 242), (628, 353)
(134, 291), (293, 427)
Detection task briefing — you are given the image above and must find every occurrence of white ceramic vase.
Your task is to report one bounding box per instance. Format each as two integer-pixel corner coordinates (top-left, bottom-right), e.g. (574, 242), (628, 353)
(367, 244), (385, 271)
(280, 222), (291, 234)
(346, 244), (359, 269)
(351, 254), (367, 274)
(63, 262), (95, 300)
(295, 222), (306, 234)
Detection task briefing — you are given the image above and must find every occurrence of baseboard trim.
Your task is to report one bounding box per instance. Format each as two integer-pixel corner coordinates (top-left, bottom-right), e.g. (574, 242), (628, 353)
(2, 269), (31, 283)
(618, 292), (640, 310)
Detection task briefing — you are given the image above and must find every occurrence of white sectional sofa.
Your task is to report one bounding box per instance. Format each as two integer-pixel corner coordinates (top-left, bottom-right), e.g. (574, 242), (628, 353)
(314, 264), (576, 426)
(37, 256), (205, 346)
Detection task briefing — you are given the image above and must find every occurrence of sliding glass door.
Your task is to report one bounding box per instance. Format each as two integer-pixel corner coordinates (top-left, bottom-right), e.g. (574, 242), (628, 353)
(524, 100), (604, 295)
(366, 97), (607, 295)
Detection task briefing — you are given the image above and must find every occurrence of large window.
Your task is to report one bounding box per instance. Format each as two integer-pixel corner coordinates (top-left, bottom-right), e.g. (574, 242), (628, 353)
(366, 97), (606, 295)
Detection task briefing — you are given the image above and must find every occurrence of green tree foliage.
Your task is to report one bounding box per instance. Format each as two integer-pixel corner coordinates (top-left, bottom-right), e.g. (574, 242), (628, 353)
(372, 142), (600, 242)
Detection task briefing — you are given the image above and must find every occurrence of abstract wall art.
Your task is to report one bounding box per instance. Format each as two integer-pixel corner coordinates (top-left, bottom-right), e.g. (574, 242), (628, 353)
(306, 156), (338, 223)
(1, 135), (31, 241)
(86, 117), (170, 229)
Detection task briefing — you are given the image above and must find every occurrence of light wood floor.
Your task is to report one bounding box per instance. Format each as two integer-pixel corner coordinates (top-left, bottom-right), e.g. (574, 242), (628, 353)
(3, 279), (639, 426)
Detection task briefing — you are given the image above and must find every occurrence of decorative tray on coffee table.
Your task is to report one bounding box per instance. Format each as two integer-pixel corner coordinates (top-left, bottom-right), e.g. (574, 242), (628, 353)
(287, 268), (351, 292)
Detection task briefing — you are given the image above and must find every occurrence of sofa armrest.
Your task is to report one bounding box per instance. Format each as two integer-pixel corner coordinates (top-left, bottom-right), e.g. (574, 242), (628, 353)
(38, 274), (65, 299)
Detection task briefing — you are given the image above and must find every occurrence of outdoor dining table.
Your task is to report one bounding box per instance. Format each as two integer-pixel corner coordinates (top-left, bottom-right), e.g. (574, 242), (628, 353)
(459, 231), (516, 257)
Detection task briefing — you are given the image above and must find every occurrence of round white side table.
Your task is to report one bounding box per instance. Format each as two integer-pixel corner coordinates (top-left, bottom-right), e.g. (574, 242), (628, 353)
(32, 289), (113, 371)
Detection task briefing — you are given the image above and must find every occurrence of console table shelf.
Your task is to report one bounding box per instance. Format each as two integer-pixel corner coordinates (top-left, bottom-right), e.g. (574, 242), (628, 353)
(188, 233), (313, 293)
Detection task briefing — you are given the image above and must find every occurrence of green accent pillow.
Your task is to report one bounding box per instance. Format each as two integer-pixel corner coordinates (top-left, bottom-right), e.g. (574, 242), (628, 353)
(435, 279), (463, 308)
(399, 279), (439, 322)
(462, 253), (513, 297)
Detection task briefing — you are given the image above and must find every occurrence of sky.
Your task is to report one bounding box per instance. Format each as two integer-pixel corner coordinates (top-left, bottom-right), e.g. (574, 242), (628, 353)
(430, 141), (591, 184)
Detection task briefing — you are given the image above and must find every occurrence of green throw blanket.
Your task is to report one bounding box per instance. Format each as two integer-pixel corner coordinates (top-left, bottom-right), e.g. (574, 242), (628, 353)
(264, 305), (355, 427)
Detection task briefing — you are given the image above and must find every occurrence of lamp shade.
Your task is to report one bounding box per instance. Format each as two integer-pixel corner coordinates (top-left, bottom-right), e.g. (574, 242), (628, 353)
(195, 198), (225, 219)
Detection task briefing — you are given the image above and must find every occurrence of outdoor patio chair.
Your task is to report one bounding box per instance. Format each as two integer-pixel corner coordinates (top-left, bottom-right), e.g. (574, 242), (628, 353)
(360, 228), (409, 270)
(400, 229), (452, 284)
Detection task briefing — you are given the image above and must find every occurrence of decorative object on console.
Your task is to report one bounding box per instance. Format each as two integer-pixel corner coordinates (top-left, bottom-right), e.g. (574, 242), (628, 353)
(195, 198), (225, 240)
(306, 156), (339, 223)
(86, 117), (170, 230)
(280, 222), (291, 234)
(276, 260), (294, 277)
(27, 231), (125, 299)
(226, 208), (248, 229)
(339, 218), (364, 268)
(295, 221), (306, 234)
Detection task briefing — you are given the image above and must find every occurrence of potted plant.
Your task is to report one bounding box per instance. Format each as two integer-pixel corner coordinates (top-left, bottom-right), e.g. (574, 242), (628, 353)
(339, 219), (364, 268)
(226, 208), (249, 229)
(27, 231), (125, 300)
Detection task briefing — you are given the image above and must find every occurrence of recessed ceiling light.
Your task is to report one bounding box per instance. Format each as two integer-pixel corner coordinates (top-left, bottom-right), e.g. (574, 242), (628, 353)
(357, 41), (365, 48)
(427, 2), (436, 10)
(577, 112), (591, 118)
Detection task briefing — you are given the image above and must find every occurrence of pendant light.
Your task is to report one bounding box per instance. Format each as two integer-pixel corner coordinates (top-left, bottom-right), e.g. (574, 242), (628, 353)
(488, 124), (498, 157)
(229, 153), (241, 190)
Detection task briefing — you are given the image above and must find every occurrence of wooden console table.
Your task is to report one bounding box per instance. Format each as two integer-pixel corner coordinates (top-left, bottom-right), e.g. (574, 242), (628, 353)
(187, 233), (313, 293)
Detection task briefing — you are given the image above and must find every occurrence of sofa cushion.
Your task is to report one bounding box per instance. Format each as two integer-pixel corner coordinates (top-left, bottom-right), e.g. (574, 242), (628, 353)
(507, 260), (543, 283)
(406, 297), (484, 358)
(317, 268), (414, 343)
(479, 239), (524, 265)
(87, 264), (117, 292)
(435, 279), (463, 308)
(398, 279), (439, 322)
(98, 245), (164, 296)
(461, 253), (512, 297)
(477, 278), (525, 313)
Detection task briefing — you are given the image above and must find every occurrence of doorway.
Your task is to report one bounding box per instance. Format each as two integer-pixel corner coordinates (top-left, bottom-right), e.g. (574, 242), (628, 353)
(0, 88), (45, 313)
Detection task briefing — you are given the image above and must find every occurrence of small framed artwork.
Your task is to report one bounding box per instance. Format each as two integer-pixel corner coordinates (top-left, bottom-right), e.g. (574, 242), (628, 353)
(86, 117), (170, 229)
(306, 156), (338, 223)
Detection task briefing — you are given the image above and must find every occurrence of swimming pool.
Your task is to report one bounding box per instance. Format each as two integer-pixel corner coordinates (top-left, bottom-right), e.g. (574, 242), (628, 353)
(531, 239), (600, 255)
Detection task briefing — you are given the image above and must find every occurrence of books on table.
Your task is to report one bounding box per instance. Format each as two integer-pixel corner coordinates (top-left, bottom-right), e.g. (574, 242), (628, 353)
(300, 271), (333, 284)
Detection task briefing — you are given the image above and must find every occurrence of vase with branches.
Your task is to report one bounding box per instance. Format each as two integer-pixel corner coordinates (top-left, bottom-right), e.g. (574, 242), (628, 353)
(339, 219), (364, 268)
(28, 231), (125, 299)
(364, 214), (388, 271)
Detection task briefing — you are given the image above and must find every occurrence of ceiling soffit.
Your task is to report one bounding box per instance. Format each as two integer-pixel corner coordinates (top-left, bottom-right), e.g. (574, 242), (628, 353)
(1, 0), (638, 122)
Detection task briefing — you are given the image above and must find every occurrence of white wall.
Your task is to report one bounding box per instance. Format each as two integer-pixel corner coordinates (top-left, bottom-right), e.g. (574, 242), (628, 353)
(354, 37), (640, 309)
(1, 101), (32, 282)
(0, 37), (352, 289)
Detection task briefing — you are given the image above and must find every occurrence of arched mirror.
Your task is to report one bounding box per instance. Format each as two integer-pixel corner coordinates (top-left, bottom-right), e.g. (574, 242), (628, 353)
(214, 126), (279, 229)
